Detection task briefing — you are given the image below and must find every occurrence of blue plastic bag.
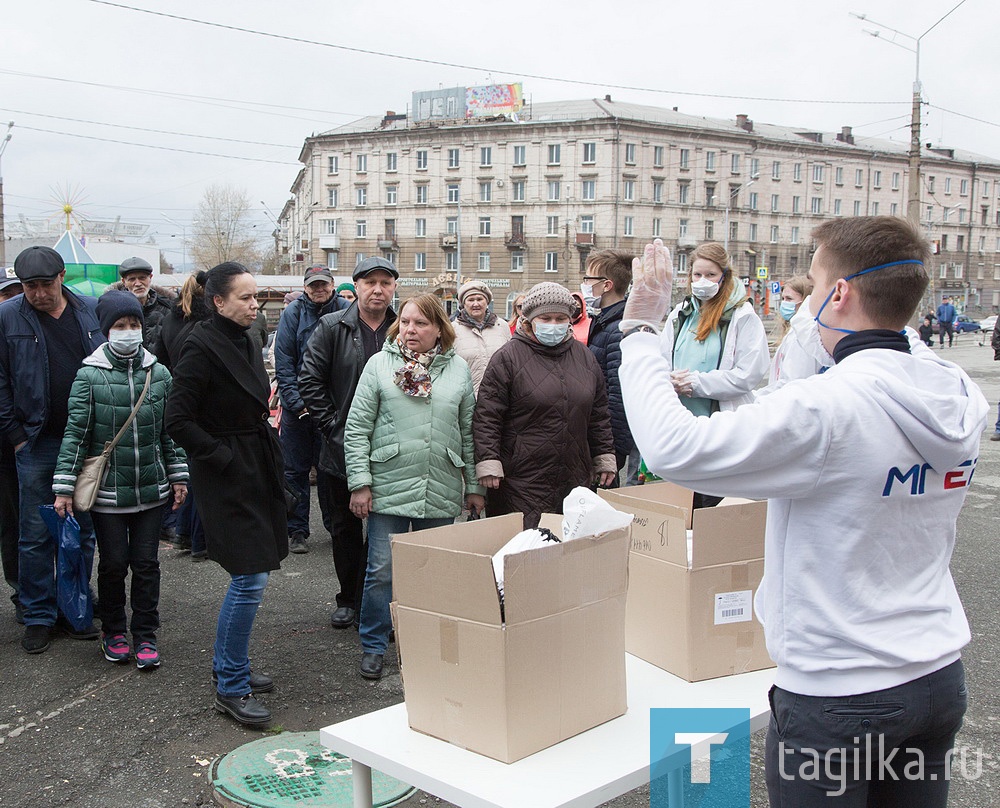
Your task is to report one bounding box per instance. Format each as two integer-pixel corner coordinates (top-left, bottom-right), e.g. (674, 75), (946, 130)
(38, 505), (93, 632)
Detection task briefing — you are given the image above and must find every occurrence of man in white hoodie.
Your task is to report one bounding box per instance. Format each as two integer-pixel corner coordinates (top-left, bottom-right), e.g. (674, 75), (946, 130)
(618, 217), (987, 807)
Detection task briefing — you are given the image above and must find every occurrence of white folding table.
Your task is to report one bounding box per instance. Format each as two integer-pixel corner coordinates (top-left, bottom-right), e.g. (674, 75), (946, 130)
(320, 654), (773, 808)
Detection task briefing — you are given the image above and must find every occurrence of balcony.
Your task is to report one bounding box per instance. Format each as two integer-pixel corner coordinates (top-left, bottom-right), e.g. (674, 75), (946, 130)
(575, 232), (595, 251)
(440, 233), (458, 249)
(677, 235), (698, 249)
(505, 231), (526, 249)
(377, 235), (398, 250)
(318, 234), (340, 250)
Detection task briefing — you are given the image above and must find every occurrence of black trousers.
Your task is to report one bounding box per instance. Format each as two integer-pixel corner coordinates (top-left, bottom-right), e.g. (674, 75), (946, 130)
(0, 466), (19, 611)
(318, 472), (366, 610)
(91, 506), (163, 644)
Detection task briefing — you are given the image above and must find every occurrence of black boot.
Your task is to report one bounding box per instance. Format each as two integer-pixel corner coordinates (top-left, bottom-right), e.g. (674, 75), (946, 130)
(214, 693), (271, 726)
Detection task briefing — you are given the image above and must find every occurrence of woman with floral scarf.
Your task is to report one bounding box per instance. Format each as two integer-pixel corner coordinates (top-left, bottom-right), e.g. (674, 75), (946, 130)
(344, 294), (485, 681)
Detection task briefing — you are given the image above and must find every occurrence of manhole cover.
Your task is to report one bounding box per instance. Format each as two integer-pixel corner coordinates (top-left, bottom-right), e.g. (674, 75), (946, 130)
(211, 731), (415, 807)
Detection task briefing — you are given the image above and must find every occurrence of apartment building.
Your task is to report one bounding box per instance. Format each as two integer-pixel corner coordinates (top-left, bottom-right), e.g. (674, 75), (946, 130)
(278, 94), (1000, 317)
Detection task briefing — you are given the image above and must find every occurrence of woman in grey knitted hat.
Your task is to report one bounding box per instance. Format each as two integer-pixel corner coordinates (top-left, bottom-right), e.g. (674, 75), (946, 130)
(453, 280), (510, 397)
(473, 282), (617, 529)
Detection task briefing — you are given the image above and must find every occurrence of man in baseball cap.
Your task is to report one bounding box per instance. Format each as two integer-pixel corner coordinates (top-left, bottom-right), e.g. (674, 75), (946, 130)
(2, 245), (105, 653)
(0, 267), (22, 301)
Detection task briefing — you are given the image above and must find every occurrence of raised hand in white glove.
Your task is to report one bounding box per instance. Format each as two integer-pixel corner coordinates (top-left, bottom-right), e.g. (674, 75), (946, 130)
(621, 238), (673, 332)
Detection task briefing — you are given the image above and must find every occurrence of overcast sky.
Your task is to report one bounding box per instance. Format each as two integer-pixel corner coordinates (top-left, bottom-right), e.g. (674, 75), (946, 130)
(2, 0), (997, 265)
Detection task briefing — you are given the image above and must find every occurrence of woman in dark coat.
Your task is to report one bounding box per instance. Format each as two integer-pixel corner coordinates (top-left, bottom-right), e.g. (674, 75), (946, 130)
(474, 282), (617, 529)
(165, 262), (288, 728)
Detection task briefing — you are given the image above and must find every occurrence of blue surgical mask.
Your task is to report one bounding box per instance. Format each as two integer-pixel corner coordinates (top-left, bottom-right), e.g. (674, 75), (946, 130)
(109, 328), (143, 354)
(533, 322), (570, 346)
(779, 301), (798, 321)
(814, 260), (924, 335)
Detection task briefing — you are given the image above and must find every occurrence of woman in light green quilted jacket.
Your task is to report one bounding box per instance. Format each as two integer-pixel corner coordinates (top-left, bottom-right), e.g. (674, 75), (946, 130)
(345, 293), (485, 681)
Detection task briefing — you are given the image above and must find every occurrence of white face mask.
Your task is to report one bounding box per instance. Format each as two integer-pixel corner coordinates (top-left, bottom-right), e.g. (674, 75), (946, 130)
(533, 322), (570, 346)
(580, 281), (595, 299)
(691, 278), (720, 300)
(789, 296), (835, 367)
(109, 328), (143, 354)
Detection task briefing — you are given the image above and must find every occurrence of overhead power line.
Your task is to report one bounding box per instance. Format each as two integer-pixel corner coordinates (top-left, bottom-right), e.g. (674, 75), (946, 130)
(87, 0), (902, 106)
(927, 104), (1000, 131)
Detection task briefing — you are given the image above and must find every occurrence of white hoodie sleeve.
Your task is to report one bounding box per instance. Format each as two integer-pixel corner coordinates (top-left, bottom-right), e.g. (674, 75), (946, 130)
(620, 331), (831, 500)
(687, 304), (769, 402)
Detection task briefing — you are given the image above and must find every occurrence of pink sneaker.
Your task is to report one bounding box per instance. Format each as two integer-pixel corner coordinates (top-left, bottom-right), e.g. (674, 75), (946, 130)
(101, 633), (130, 663)
(135, 642), (161, 670)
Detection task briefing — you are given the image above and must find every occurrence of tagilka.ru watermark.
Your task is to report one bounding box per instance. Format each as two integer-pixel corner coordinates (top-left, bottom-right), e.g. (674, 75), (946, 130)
(651, 708), (984, 806)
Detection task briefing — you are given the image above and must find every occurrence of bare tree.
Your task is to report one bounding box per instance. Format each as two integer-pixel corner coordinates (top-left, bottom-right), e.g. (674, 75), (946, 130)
(190, 184), (268, 271)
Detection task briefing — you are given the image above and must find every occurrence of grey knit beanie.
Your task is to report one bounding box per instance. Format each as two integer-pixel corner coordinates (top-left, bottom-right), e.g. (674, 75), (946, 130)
(458, 280), (492, 306)
(520, 282), (575, 321)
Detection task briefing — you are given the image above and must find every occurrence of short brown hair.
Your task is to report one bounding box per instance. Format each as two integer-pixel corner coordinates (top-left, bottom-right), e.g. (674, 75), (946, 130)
(387, 293), (456, 351)
(586, 249), (634, 295)
(811, 217), (929, 328)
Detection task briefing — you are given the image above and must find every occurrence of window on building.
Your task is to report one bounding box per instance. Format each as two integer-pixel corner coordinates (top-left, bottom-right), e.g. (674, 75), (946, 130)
(624, 180), (635, 201)
(891, 172), (900, 190)
(728, 183), (741, 209)
(480, 146), (492, 167)
(731, 153), (741, 174)
(446, 252), (458, 271)
(772, 160), (781, 180)
(959, 208), (966, 224)
(811, 197), (822, 214)
(580, 215), (594, 234)
(941, 234), (949, 250)
(545, 252), (558, 272)
(511, 253), (524, 272)
(945, 177), (952, 194)
(582, 142), (596, 164)
(750, 158), (760, 178)
(328, 155), (339, 174)
(730, 221), (738, 242)
(479, 217), (491, 236)
(706, 183), (717, 207)
(447, 148), (460, 168)
(854, 200), (862, 216)
(355, 187), (367, 207)
(416, 150), (428, 170)
(872, 201), (879, 215)
(327, 187), (338, 207)
(653, 145), (665, 168)
(982, 180), (990, 197)
(834, 199), (842, 216)
(749, 191), (759, 211)
(748, 223), (758, 242)
(356, 220), (367, 237)
(414, 252), (426, 272)
(385, 185), (398, 205)
(624, 216), (634, 236)
(327, 252), (338, 270)
(652, 218), (662, 237)
(582, 180), (596, 201)
(547, 181), (561, 201)
(679, 149), (690, 169)
(960, 179), (969, 196)
(890, 203), (898, 217)
(446, 217), (458, 234)
(873, 170), (882, 189)
(386, 152), (397, 172)
(793, 163), (802, 182)
(480, 182), (492, 203)
(855, 169), (864, 187)
(705, 151), (716, 172)
(835, 166), (843, 185)
(447, 184), (460, 204)
(415, 185), (428, 205)
(943, 207), (951, 222)
(357, 154), (367, 173)
(548, 144), (561, 165)
(478, 252), (491, 272)
(625, 143), (636, 164)
(355, 252), (365, 265)
(770, 225), (779, 243)
(513, 145), (526, 166)
(790, 226), (799, 244)
(938, 264), (947, 279)
(679, 219), (689, 237)
(547, 215), (559, 236)
(322, 219), (338, 235)
(792, 196), (801, 214)
(928, 176), (936, 193)
(812, 164), (824, 183)
(954, 263), (964, 279)
(678, 181), (690, 204)
(927, 205), (934, 222)
(653, 181), (663, 203)
(513, 181), (526, 202)
(705, 220), (714, 240)
(771, 193), (779, 212)
(415, 218), (426, 237)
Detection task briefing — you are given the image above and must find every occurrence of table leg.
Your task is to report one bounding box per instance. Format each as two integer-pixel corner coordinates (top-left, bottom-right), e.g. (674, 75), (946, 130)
(351, 759), (373, 808)
(666, 769), (684, 807)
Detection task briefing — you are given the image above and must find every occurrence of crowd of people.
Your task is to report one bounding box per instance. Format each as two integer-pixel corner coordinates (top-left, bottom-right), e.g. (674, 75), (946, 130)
(0, 219), (987, 806)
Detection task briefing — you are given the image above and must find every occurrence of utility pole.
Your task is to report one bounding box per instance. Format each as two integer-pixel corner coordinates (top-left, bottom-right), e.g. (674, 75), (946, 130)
(0, 123), (13, 266)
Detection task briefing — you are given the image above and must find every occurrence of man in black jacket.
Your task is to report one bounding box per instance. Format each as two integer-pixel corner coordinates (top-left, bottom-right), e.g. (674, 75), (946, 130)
(298, 258), (397, 629)
(119, 257), (172, 350)
(584, 249), (637, 486)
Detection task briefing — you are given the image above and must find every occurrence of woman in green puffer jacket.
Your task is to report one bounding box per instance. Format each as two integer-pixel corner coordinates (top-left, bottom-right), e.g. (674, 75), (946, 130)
(345, 293), (485, 681)
(52, 291), (188, 670)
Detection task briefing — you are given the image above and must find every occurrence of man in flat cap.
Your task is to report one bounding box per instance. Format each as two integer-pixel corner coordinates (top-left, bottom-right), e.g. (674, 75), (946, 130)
(0, 246), (105, 653)
(118, 257), (172, 351)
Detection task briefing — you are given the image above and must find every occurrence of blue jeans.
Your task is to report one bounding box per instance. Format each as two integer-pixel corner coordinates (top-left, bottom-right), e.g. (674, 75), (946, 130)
(765, 659), (967, 806)
(279, 413), (331, 537)
(994, 401), (1000, 433)
(359, 512), (453, 655)
(16, 434), (96, 626)
(214, 572), (269, 697)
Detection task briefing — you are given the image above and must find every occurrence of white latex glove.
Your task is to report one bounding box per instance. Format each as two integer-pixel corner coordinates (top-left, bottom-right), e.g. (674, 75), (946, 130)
(621, 238), (673, 332)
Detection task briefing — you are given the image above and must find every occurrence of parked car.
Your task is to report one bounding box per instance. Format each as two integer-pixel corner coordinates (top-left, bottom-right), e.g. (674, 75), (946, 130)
(980, 315), (997, 333)
(931, 315), (982, 334)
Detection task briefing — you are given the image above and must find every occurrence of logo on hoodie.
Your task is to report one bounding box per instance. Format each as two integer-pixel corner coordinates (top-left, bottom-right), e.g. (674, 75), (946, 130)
(882, 458), (977, 497)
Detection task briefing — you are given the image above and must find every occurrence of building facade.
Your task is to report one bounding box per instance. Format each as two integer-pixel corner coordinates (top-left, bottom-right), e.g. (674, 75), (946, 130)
(278, 96), (1000, 318)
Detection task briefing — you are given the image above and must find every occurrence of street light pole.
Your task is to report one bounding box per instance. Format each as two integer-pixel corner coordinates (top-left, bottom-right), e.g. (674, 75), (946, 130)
(0, 122), (13, 266)
(723, 179), (755, 252)
(850, 0), (969, 227)
(161, 214), (188, 270)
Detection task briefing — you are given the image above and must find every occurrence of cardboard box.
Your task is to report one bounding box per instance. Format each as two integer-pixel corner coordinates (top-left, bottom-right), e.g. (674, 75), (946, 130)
(599, 482), (774, 682)
(390, 512), (630, 764)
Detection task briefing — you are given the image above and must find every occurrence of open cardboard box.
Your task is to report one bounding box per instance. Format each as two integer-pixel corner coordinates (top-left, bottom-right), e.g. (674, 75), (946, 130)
(600, 481), (775, 682)
(390, 512), (630, 764)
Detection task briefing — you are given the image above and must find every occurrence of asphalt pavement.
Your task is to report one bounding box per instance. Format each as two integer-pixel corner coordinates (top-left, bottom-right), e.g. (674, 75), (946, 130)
(1, 335), (999, 807)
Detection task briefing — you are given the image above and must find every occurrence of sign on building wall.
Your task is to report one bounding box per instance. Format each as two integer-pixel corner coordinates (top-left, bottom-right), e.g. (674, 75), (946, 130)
(465, 83), (523, 119)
